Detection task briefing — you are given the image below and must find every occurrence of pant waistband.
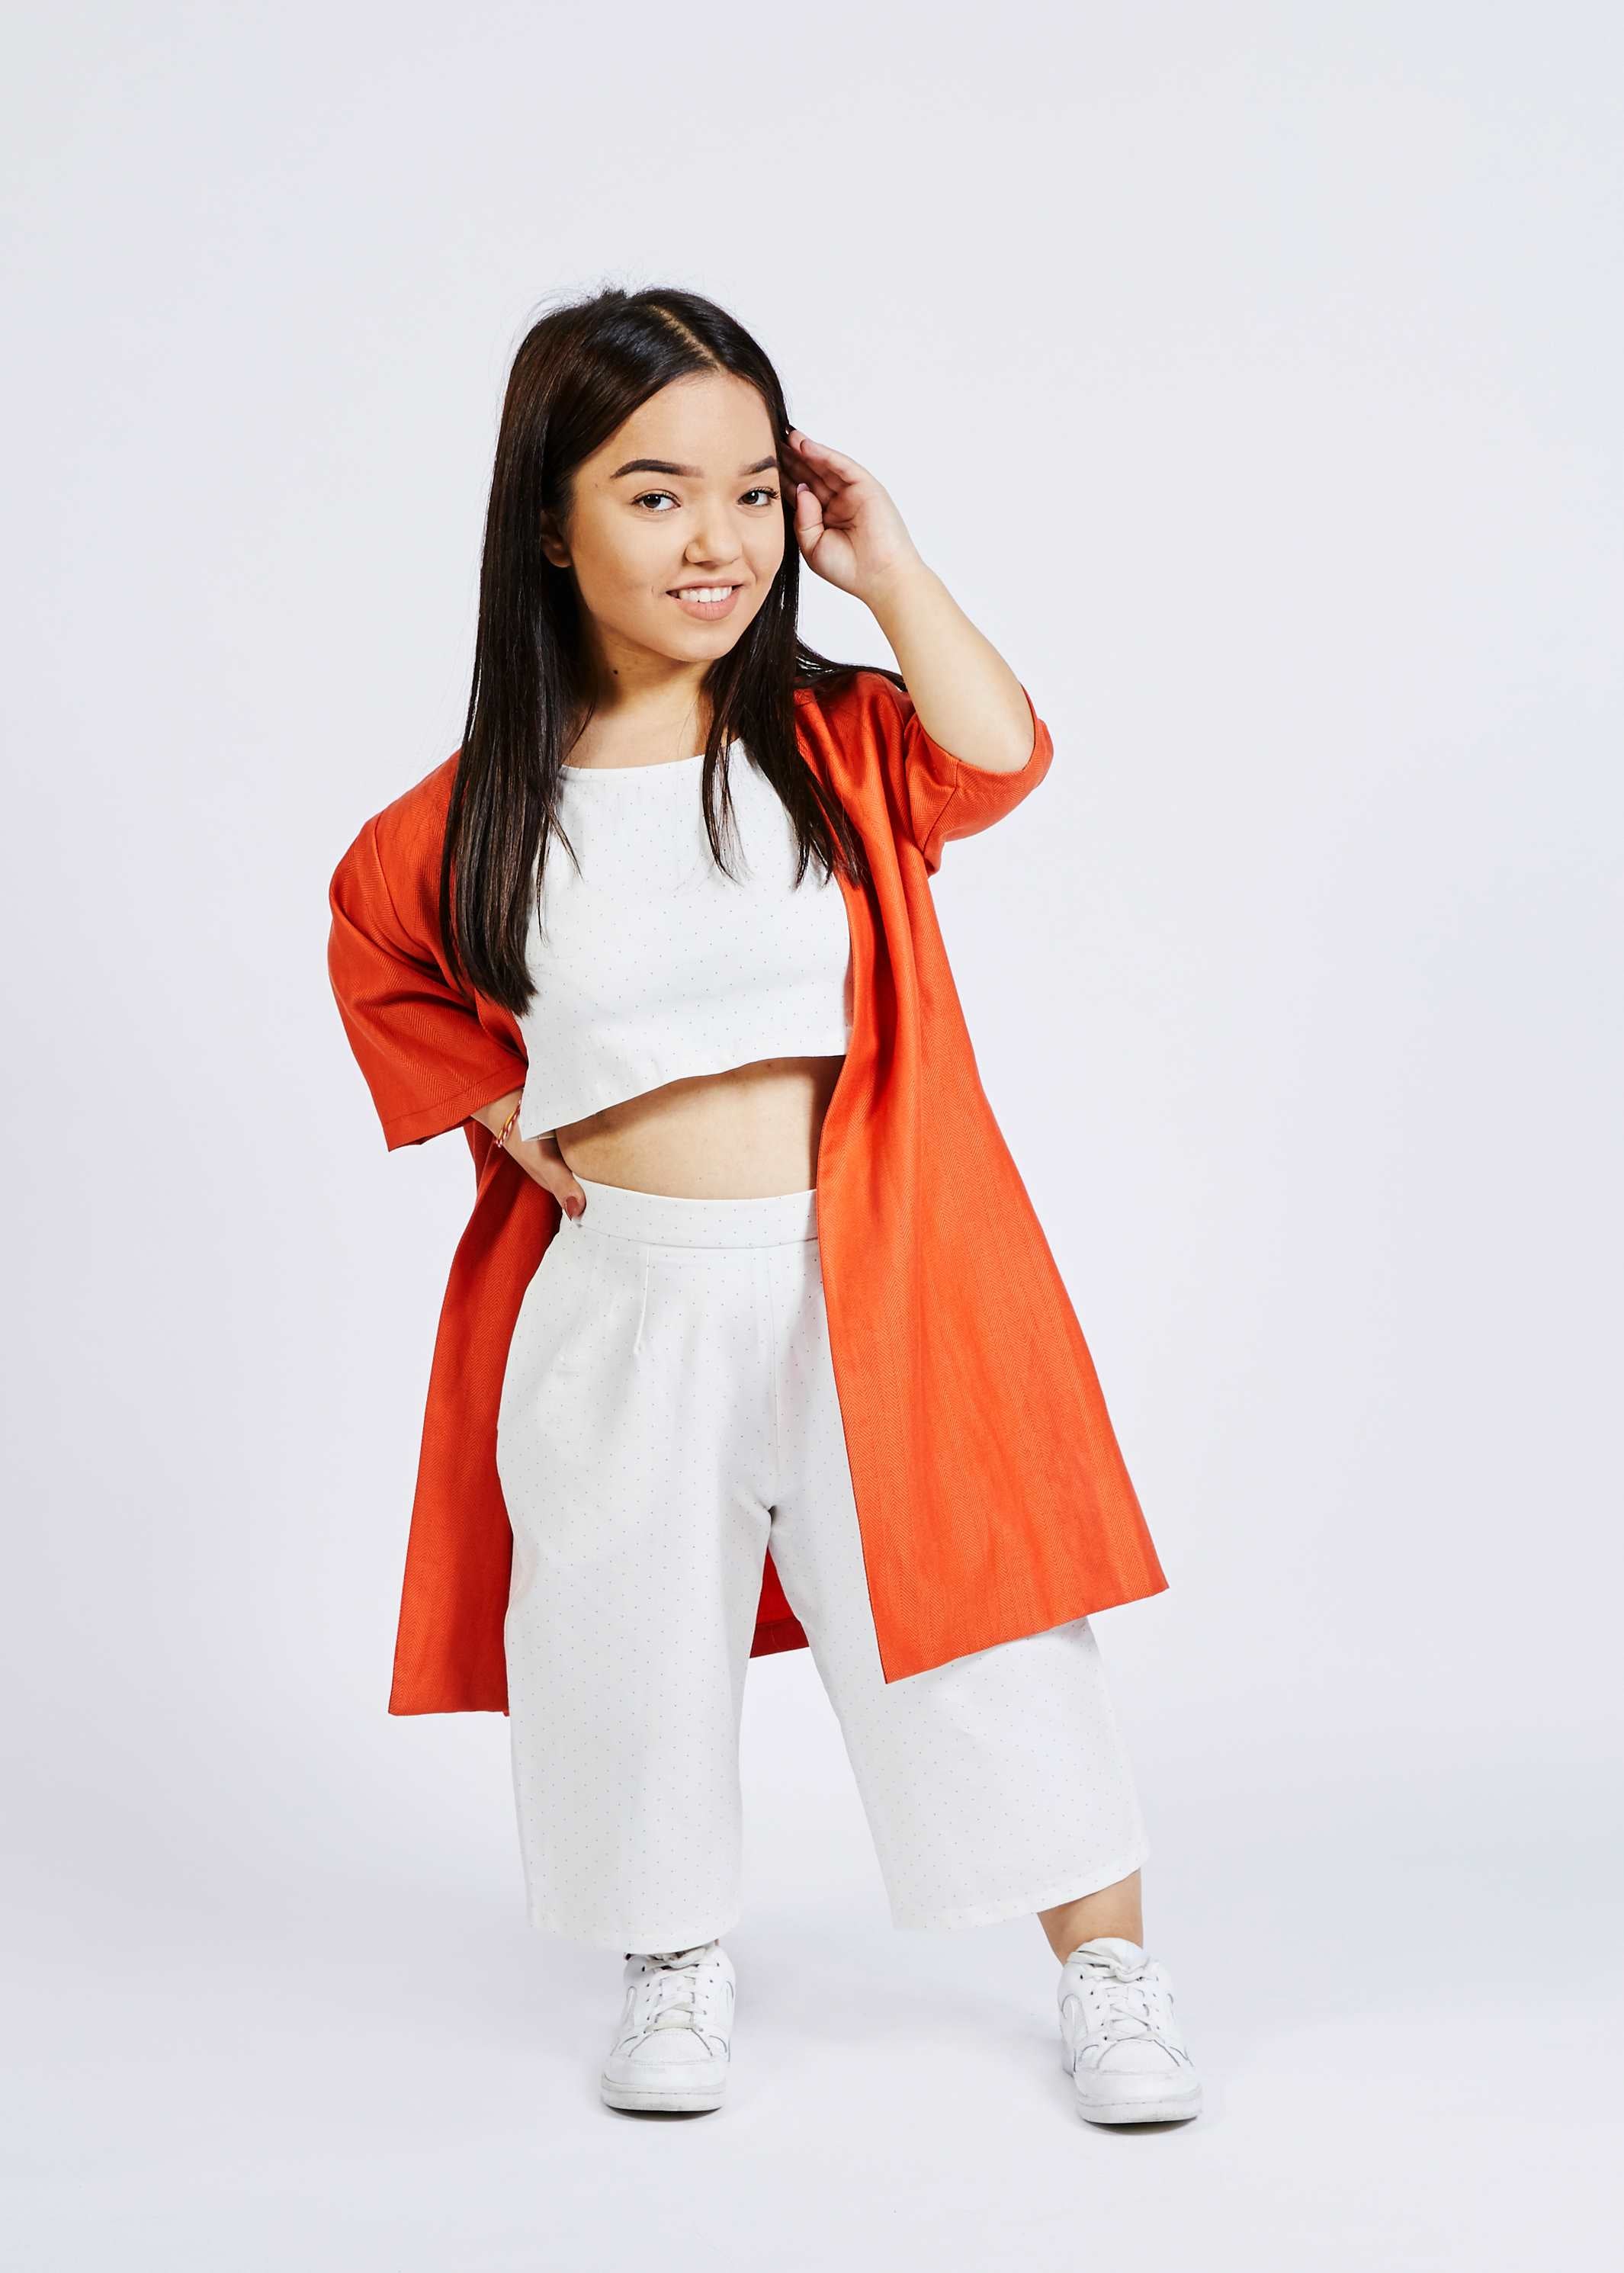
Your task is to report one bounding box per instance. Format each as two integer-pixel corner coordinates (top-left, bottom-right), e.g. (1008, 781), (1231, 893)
(568, 1175), (820, 1248)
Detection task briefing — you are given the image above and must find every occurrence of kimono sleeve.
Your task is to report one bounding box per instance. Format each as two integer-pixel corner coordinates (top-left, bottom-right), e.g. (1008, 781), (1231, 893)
(880, 676), (1055, 875)
(327, 809), (529, 1151)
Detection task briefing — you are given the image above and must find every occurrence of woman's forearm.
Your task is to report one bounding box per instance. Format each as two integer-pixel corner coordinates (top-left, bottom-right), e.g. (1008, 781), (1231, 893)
(470, 1088), (525, 1138)
(866, 562), (1038, 775)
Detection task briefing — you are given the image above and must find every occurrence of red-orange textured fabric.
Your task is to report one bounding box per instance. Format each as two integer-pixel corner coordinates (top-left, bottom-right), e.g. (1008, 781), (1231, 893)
(327, 669), (1168, 1714)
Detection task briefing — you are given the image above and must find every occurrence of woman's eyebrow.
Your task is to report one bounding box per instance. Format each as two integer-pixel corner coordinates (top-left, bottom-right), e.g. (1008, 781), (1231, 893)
(610, 455), (781, 479)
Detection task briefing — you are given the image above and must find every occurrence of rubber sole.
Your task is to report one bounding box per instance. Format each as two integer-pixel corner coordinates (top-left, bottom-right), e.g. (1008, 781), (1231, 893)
(602, 2072), (727, 2114)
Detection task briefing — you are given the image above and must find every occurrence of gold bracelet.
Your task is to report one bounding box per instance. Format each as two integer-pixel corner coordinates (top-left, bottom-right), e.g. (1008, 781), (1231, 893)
(495, 1101), (522, 1151)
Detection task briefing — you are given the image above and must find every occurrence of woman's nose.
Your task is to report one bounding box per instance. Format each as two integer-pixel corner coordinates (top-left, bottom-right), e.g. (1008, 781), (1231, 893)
(685, 508), (741, 565)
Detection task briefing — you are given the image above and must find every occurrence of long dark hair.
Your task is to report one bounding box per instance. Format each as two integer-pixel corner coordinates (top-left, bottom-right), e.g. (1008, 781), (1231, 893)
(439, 284), (882, 1018)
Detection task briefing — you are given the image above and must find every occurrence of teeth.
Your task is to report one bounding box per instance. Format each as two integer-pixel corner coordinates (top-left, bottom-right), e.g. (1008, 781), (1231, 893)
(676, 586), (734, 602)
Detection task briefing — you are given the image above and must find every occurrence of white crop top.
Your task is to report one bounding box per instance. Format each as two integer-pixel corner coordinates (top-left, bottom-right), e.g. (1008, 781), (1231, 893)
(513, 740), (854, 1138)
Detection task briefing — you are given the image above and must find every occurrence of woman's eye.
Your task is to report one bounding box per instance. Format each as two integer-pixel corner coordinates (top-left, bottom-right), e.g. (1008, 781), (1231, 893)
(631, 485), (779, 512)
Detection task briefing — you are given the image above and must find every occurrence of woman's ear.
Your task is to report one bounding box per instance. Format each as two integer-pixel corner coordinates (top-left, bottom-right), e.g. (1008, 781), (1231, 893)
(538, 513), (571, 571)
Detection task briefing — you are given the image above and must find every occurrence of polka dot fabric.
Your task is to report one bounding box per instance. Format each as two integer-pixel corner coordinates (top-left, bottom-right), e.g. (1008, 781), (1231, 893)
(496, 1175), (1150, 1950)
(512, 743), (854, 1140)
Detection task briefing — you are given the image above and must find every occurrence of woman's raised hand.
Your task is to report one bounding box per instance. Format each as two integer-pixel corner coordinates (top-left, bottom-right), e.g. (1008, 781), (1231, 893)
(785, 429), (927, 608)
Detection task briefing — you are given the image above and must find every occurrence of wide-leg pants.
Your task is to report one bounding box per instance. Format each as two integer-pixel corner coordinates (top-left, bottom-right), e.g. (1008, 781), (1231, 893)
(495, 1174), (1150, 1951)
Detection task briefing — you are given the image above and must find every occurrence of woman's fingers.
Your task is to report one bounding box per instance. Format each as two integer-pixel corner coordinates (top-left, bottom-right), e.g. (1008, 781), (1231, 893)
(784, 431), (852, 509)
(785, 429), (908, 600)
(787, 454), (838, 512)
(787, 429), (870, 490)
(522, 1132), (586, 1218)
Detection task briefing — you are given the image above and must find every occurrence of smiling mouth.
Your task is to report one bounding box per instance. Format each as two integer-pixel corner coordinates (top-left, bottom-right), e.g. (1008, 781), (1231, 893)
(667, 583), (746, 619)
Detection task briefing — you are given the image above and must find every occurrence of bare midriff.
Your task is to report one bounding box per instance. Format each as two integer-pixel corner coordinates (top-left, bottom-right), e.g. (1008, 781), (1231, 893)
(550, 1054), (847, 1199)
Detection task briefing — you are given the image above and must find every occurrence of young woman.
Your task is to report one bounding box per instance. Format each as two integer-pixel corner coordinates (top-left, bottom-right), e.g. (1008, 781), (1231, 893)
(327, 284), (1202, 2125)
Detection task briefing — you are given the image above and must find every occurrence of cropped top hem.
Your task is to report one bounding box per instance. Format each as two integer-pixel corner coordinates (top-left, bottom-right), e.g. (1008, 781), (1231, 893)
(518, 1031), (850, 1139)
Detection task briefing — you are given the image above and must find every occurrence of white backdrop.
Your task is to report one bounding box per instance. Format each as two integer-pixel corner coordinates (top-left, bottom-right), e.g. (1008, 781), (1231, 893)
(5, 4), (1619, 2266)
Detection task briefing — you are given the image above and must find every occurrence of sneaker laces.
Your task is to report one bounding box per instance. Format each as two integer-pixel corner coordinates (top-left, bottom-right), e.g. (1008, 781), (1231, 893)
(625, 1944), (715, 2035)
(1069, 1946), (1174, 2047)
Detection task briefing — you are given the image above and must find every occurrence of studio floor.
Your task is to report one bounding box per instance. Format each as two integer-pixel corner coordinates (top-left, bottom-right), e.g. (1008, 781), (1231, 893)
(6, 1671), (1617, 2273)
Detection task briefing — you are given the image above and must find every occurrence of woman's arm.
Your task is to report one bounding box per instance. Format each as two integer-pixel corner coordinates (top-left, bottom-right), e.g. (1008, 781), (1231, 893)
(787, 429), (1042, 775)
(327, 811), (530, 1151)
(866, 561), (1038, 776)
(467, 1093), (586, 1220)
(327, 779), (584, 1214)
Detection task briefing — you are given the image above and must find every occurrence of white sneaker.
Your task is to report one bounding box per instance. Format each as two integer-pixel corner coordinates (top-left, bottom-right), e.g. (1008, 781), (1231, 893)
(600, 1941), (735, 2114)
(1058, 1936), (1203, 2124)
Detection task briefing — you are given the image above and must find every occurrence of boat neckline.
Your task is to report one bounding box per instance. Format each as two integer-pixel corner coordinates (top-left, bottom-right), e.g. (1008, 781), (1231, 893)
(561, 734), (743, 777)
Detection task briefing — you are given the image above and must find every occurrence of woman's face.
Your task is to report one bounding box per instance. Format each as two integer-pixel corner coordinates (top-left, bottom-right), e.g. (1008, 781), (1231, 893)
(545, 371), (786, 676)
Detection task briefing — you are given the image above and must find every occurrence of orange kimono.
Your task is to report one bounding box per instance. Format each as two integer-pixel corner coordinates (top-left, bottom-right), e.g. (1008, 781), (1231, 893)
(327, 668), (1167, 1715)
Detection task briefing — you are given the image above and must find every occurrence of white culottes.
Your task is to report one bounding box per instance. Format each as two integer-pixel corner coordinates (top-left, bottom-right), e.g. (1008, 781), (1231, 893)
(495, 1174), (1149, 1951)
